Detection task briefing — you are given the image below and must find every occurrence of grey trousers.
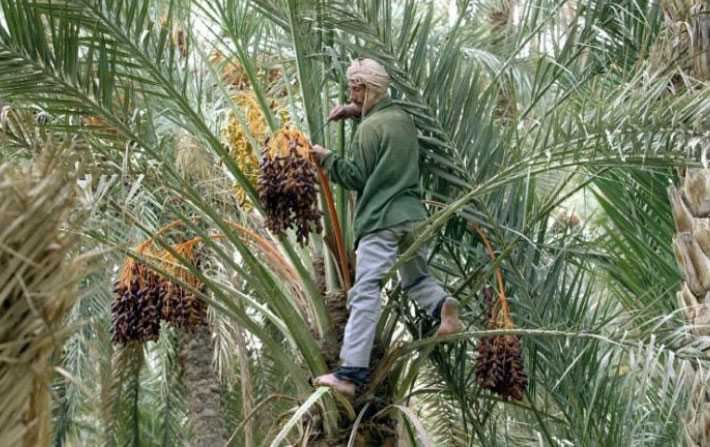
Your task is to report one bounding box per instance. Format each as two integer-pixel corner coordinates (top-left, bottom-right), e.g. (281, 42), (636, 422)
(340, 221), (448, 368)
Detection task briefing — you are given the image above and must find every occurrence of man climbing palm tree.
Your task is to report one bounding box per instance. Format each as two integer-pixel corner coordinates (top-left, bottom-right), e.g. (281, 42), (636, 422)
(311, 58), (463, 396)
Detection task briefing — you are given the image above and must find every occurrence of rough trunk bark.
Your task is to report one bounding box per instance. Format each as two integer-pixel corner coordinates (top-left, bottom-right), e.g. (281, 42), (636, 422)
(0, 162), (77, 447)
(234, 323), (254, 447)
(661, 6), (710, 443)
(668, 169), (710, 446)
(182, 326), (227, 447)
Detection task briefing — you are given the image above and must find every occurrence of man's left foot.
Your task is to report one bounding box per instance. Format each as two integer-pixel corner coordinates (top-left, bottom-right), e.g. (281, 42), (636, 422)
(311, 373), (356, 396)
(435, 297), (464, 337)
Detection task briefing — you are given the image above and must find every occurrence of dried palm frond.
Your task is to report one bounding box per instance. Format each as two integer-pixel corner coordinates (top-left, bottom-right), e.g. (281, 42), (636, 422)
(0, 160), (80, 447)
(175, 129), (213, 184)
(486, 0), (516, 32)
(650, 1), (710, 88)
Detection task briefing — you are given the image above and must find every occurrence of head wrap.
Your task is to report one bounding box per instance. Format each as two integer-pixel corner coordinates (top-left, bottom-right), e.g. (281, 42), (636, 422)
(346, 58), (391, 114)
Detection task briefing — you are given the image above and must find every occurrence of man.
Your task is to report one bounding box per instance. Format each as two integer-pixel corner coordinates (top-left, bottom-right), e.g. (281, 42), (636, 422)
(310, 58), (463, 396)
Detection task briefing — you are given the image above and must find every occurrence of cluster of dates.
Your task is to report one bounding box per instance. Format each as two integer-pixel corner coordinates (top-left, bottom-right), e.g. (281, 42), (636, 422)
(257, 127), (322, 245)
(111, 248), (206, 345)
(475, 287), (528, 401)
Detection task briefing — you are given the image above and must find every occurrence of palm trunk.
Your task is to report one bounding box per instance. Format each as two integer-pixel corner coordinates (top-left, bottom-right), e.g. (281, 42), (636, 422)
(0, 161), (78, 447)
(182, 325), (227, 447)
(100, 323), (115, 447)
(664, 6), (710, 445)
(309, 255), (399, 446)
(668, 169), (710, 446)
(234, 323), (254, 447)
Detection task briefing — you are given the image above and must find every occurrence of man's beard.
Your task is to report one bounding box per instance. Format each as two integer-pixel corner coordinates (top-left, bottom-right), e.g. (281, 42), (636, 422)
(361, 86), (386, 116)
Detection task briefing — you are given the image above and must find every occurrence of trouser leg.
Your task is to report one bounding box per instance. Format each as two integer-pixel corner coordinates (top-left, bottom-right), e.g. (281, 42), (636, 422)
(339, 229), (399, 368)
(398, 240), (449, 318)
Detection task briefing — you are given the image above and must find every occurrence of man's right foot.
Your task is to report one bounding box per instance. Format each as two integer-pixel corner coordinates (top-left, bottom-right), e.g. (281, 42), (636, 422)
(311, 373), (356, 396)
(435, 297), (464, 337)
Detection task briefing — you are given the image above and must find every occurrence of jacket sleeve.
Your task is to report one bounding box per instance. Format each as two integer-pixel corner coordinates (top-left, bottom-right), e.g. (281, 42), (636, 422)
(322, 123), (379, 192)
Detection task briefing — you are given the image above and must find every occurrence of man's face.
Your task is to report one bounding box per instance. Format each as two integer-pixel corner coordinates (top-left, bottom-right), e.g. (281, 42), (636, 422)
(348, 82), (366, 107)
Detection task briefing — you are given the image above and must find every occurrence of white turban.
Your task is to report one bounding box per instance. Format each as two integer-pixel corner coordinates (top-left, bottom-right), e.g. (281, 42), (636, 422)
(346, 58), (390, 114)
(346, 58), (391, 92)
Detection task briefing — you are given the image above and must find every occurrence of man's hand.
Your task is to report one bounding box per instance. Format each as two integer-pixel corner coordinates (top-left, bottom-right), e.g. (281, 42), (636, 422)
(310, 144), (330, 165)
(328, 103), (361, 122)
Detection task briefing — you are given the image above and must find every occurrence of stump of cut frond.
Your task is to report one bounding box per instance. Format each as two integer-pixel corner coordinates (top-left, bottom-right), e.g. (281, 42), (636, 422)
(668, 169), (710, 446)
(320, 290), (349, 370)
(0, 163), (79, 447)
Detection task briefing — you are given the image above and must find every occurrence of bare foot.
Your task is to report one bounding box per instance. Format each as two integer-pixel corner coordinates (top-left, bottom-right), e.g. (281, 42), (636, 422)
(311, 373), (356, 396)
(435, 297), (464, 338)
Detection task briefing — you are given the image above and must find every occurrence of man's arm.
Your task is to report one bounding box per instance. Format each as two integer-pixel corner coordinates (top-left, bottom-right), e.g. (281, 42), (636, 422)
(328, 103), (361, 121)
(314, 124), (379, 192)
